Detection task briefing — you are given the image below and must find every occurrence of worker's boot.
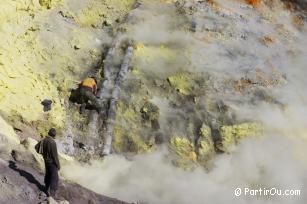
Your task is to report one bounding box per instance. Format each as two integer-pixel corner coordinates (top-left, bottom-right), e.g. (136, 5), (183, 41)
(44, 187), (50, 197)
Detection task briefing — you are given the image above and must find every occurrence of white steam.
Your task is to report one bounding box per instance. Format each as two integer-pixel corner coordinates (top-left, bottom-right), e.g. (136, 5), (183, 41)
(62, 137), (307, 204)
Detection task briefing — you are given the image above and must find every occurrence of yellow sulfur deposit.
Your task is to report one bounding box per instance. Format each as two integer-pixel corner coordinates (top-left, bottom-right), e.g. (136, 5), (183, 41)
(167, 73), (193, 95)
(113, 101), (153, 153)
(170, 137), (195, 157)
(0, 0), (134, 133)
(170, 137), (197, 170)
(197, 124), (215, 164)
(189, 151), (197, 162)
(217, 122), (264, 152)
(140, 101), (160, 122)
(0, 0), (65, 129)
(133, 41), (191, 81)
(135, 43), (176, 62)
(75, 0), (135, 27)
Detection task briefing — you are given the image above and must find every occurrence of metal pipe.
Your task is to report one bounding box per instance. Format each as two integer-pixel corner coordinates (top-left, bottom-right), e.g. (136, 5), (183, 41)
(102, 46), (134, 155)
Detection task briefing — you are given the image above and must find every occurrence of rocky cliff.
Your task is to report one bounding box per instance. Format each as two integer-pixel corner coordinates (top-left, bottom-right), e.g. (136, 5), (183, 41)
(1, 0), (307, 204)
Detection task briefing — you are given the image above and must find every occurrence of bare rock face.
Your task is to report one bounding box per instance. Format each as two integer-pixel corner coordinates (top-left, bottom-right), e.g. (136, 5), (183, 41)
(57, 182), (129, 204)
(0, 159), (47, 204)
(0, 158), (129, 204)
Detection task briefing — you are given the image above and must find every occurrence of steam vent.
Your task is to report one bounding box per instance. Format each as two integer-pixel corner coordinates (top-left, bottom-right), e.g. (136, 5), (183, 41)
(0, 0), (307, 203)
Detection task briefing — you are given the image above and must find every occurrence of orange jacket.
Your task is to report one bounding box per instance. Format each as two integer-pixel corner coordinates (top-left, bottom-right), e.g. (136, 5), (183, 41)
(81, 78), (97, 93)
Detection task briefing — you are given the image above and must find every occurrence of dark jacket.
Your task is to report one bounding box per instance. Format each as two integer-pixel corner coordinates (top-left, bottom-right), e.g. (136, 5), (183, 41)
(35, 136), (60, 170)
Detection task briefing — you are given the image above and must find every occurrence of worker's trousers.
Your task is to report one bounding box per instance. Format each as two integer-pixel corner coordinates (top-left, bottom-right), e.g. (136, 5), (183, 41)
(44, 162), (59, 197)
(80, 87), (102, 112)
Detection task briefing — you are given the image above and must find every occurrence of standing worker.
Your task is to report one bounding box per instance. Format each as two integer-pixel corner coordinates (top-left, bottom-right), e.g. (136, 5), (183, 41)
(79, 76), (102, 113)
(35, 128), (60, 198)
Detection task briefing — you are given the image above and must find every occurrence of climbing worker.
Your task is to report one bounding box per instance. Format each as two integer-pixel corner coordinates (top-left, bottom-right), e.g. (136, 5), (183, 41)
(35, 128), (60, 198)
(79, 76), (102, 113)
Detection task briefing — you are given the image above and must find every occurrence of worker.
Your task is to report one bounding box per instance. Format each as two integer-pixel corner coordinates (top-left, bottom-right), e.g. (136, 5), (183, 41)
(79, 76), (102, 113)
(35, 128), (60, 198)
